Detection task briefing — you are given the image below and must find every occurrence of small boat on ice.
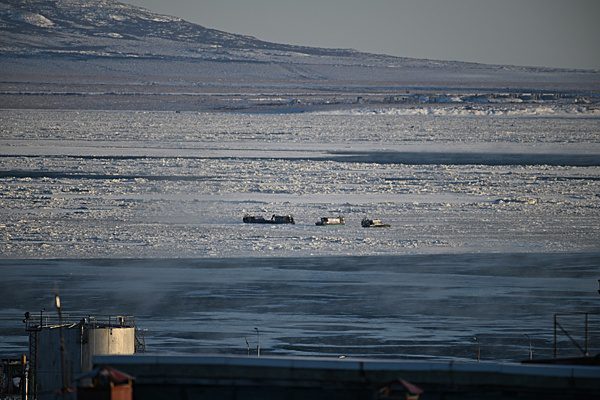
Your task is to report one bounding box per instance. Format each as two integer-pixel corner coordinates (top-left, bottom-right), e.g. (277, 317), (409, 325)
(361, 218), (390, 228)
(315, 216), (345, 226)
(243, 214), (295, 224)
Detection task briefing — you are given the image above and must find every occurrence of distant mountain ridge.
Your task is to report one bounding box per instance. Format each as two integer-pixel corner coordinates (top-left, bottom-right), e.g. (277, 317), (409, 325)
(1, 0), (599, 101)
(0, 0), (391, 62)
(2, 0), (579, 71)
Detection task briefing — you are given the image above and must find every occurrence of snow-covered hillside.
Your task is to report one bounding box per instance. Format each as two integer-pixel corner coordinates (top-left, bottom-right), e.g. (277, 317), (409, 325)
(2, 0), (598, 72)
(0, 0), (599, 110)
(0, 0), (388, 63)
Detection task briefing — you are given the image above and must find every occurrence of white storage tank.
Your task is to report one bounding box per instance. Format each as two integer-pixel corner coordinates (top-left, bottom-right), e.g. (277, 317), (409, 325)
(25, 314), (138, 400)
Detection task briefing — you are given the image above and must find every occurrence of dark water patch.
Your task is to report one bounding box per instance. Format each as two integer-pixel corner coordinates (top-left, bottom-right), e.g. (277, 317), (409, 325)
(3, 151), (599, 167)
(1, 252), (599, 277)
(534, 175), (600, 182)
(383, 177), (427, 182)
(1, 253), (598, 361)
(327, 151), (600, 166)
(0, 170), (220, 181)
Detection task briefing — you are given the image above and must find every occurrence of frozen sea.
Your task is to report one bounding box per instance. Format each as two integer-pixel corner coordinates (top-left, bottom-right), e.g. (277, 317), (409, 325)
(1, 106), (599, 361)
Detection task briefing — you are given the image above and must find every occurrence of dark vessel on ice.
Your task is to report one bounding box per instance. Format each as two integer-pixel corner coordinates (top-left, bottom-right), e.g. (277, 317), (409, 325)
(361, 218), (391, 228)
(315, 216), (345, 226)
(243, 214), (295, 224)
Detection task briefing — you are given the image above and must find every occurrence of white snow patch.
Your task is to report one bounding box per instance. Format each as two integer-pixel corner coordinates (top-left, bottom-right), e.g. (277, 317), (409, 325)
(109, 14), (127, 22)
(313, 105), (600, 117)
(14, 12), (55, 28)
(137, 14), (182, 23)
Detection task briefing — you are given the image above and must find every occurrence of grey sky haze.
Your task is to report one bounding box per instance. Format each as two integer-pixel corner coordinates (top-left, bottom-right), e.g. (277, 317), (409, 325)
(124, 0), (600, 69)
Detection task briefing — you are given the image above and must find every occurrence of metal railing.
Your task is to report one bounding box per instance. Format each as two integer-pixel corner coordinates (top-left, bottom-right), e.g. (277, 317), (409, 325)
(553, 312), (600, 359)
(23, 311), (136, 332)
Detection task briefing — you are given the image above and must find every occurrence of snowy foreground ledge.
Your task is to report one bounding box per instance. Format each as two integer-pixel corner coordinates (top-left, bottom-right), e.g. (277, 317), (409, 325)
(94, 354), (600, 400)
